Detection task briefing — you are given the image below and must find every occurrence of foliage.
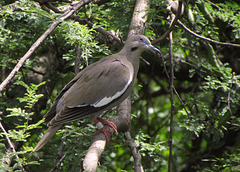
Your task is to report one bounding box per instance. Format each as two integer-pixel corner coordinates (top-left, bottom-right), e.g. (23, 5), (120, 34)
(59, 20), (111, 67)
(0, 0), (240, 171)
(0, 81), (45, 170)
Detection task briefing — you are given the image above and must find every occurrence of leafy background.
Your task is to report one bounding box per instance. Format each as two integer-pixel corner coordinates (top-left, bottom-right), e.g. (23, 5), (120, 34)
(0, 0), (240, 171)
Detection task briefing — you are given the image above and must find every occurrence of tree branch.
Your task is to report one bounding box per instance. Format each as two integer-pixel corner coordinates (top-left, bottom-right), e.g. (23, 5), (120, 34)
(177, 20), (240, 47)
(50, 137), (78, 172)
(70, 16), (123, 45)
(126, 131), (144, 172)
(168, 25), (175, 172)
(0, 0), (94, 93)
(82, 97), (131, 172)
(0, 122), (26, 172)
(82, 0), (152, 170)
(43, 2), (71, 13)
(38, 1), (123, 45)
(152, 0), (184, 44)
(82, 135), (106, 172)
(160, 1), (183, 171)
(154, 1), (191, 120)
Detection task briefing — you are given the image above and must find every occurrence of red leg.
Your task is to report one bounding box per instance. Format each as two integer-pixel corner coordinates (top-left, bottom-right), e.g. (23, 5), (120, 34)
(91, 117), (118, 144)
(96, 117), (118, 134)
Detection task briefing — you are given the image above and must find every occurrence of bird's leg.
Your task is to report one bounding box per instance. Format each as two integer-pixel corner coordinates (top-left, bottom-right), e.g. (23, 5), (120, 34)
(97, 117), (118, 134)
(91, 117), (118, 144)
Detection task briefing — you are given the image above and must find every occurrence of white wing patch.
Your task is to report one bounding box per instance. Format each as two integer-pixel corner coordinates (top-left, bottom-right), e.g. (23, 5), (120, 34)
(92, 71), (133, 108)
(66, 69), (133, 109)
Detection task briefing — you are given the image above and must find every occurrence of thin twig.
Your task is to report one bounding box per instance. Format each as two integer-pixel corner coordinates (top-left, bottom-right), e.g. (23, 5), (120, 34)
(0, 0), (94, 93)
(172, 87), (190, 118)
(178, 20), (240, 47)
(152, 0), (184, 44)
(50, 137), (80, 172)
(0, 121), (26, 171)
(70, 16), (123, 45)
(154, 3), (190, 119)
(157, 52), (191, 119)
(168, 28), (175, 172)
(227, 73), (234, 116)
(126, 131), (144, 172)
(41, 2), (123, 45)
(44, 2), (70, 13)
(205, 0), (221, 9)
(167, 1), (183, 171)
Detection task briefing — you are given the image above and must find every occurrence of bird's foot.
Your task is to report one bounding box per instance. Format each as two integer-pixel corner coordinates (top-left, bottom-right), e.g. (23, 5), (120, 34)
(92, 117), (118, 144)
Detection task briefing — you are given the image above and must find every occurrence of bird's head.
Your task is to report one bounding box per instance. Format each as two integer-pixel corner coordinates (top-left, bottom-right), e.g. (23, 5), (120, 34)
(124, 35), (161, 54)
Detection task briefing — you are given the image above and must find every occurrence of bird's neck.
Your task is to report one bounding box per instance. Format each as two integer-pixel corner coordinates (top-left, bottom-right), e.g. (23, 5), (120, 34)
(118, 47), (140, 77)
(118, 47), (142, 62)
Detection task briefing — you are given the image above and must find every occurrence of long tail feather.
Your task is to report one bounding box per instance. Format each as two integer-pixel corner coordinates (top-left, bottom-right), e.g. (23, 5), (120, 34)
(33, 125), (61, 152)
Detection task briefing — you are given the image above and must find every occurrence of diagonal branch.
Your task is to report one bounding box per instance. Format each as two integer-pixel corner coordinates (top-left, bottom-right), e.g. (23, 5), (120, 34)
(0, 0), (94, 93)
(70, 16), (123, 45)
(82, 0), (151, 171)
(152, 0), (184, 44)
(177, 20), (240, 47)
(0, 122), (26, 172)
(82, 97), (132, 172)
(126, 131), (144, 172)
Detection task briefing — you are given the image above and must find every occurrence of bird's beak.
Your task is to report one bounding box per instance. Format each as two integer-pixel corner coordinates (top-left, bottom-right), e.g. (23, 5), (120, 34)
(148, 45), (161, 54)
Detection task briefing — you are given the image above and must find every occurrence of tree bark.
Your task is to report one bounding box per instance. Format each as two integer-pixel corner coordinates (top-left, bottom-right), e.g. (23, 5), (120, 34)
(82, 0), (151, 171)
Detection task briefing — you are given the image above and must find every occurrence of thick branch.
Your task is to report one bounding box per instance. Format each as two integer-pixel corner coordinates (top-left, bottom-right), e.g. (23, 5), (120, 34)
(82, 97), (131, 172)
(128, 0), (150, 36)
(78, 0), (151, 171)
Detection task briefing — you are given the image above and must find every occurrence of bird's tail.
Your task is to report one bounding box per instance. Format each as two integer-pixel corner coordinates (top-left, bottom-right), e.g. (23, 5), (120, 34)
(33, 125), (61, 152)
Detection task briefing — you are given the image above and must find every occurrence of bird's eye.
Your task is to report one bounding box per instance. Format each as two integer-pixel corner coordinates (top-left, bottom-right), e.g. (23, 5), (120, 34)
(138, 37), (143, 42)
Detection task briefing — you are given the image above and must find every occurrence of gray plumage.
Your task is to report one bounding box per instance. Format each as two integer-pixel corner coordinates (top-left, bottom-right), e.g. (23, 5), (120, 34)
(33, 35), (160, 151)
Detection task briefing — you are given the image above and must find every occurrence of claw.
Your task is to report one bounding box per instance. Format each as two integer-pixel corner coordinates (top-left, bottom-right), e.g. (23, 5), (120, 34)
(96, 117), (118, 135)
(92, 117), (118, 144)
(93, 128), (111, 143)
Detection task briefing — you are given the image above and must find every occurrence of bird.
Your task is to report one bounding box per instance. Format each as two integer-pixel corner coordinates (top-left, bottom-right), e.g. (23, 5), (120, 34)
(33, 35), (161, 151)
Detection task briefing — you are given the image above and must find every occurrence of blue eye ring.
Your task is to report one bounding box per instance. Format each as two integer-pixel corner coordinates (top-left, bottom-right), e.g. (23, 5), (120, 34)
(138, 37), (144, 42)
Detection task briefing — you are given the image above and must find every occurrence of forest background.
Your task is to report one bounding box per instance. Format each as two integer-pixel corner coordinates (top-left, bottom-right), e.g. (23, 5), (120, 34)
(0, 0), (240, 171)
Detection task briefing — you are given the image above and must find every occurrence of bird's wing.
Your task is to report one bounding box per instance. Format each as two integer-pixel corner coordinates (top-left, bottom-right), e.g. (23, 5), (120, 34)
(65, 58), (133, 107)
(46, 57), (133, 126)
(43, 79), (78, 123)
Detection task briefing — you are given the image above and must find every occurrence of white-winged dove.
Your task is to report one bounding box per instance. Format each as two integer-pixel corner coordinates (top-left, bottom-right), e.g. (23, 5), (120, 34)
(33, 35), (160, 151)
